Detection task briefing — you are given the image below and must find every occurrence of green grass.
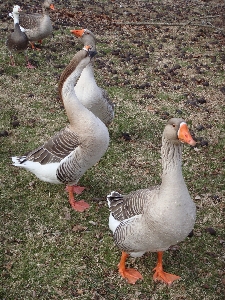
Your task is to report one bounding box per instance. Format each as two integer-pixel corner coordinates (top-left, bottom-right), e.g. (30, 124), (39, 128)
(1, 1), (225, 299)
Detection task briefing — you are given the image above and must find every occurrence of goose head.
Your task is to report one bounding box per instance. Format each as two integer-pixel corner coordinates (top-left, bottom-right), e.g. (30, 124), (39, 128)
(12, 5), (22, 16)
(9, 5), (22, 26)
(163, 118), (196, 146)
(43, 0), (55, 10)
(58, 44), (97, 102)
(70, 28), (96, 50)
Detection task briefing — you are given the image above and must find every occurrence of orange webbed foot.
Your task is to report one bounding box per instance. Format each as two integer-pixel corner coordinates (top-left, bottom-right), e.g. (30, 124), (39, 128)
(118, 252), (143, 284)
(119, 268), (143, 284)
(66, 185), (89, 212)
(152, 251), (180, 285)
(153, 267), (180, 285)
(70, 199), (90, 212)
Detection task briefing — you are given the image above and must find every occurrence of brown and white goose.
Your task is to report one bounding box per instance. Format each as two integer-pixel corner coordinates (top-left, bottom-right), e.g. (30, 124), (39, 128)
(12, 46), (109, 212)
(6, 5), (34, 68)
(18, 0), (55, 49)
(70, 28), (115, 127)
(107, 118), (196, 285)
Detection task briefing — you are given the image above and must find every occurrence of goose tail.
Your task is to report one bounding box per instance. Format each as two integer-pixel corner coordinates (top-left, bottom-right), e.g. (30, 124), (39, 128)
(11, 156), (26, 166)
(107, 191), (123, 208)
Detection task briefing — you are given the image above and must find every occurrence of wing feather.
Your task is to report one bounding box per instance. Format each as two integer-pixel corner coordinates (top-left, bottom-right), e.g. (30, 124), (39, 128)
(19, 13), (43, 29)
(107, 188), (158, 222)
(18, 127), (80, 165)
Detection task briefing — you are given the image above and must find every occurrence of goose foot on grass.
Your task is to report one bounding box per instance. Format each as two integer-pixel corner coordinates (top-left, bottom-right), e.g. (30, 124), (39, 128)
(66, 185), (89, 212)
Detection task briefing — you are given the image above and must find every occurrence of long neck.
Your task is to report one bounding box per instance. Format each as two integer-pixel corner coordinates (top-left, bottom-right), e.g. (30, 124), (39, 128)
(80, 63), (94, 80)
(13, 13), (19, 25)
(161, 136), (183, 182)
(59, 55), (91, 128)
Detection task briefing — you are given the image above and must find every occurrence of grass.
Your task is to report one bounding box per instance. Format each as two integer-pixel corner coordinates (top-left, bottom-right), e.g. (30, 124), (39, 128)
(1, 0), (225, 299)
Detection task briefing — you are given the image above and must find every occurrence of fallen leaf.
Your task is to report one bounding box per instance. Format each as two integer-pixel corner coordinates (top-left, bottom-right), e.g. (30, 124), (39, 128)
(146, 105), (155, 112)
(72, 225), (87, 232)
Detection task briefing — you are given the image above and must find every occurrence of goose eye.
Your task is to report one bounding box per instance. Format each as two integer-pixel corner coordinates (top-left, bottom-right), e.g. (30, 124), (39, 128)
(172, 124), (176, 127)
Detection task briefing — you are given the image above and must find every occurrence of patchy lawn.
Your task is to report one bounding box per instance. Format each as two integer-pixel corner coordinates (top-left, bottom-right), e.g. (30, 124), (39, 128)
(1, 1), (224, 299)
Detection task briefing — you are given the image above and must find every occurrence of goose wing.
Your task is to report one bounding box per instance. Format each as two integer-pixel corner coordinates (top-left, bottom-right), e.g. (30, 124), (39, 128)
(18, 127), (80, 165)
(107, 188), (158, 222)
(101, 88), (114, 109)
(19, 13), (43, 29)
(108, 188), (159, 253)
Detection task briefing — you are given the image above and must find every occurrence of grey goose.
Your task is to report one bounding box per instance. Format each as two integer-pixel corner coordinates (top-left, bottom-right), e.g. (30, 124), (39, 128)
(12, 46), (109, 212)
(107, 118), (196, 284)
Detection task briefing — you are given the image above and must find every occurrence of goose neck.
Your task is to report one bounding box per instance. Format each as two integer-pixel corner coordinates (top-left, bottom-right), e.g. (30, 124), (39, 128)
(59, 54), (91, 127)
(161, 136), (183, 177)
(80, 63), (94, 79)
(13, 13), (19, 25)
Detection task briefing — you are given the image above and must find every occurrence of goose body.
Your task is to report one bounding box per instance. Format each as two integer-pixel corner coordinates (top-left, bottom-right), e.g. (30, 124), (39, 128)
(107, 118), (196, 284)
(12, 46), (109, 212)
(6, 5), (33, 68)
(18, 0), (54, 47)
(71, 29), (114, 126)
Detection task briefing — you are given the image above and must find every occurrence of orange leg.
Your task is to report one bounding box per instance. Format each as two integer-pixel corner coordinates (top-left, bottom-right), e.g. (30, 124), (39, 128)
(29, 41), (41, 51)
(66, 185), (89, 212)
(118, 251), (143, 284)
(66, 185), (85, 195)
(153, 251), (180, 285)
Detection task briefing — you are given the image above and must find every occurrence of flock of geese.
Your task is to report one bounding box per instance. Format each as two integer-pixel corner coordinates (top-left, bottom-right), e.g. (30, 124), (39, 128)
(7, 0), (198, 286)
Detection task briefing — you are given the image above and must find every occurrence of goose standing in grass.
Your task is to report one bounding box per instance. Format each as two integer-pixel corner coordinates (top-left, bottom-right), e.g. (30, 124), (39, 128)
(12, 46), (109, 212)
(6, 5), (34, 68)
(107, 118), (196, 284)
(17, 0), (55, 49)
(70, 28), (115, 127)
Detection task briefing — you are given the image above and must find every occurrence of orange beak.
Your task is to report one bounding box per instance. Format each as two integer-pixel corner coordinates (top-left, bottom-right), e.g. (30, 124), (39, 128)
(83, 45), (91, 51)
(178, 123), (196, 146)
(70, 29), (85, 37)
(50, 4), (55, 10)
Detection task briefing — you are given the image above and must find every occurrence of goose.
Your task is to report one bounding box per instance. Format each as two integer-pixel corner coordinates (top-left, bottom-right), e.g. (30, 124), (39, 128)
(18, 0), (55, 49)
(6, 5), (34, 68)
(70, 28), (115, 127)
(107, 118), (196, 285)
(12, 45), (109, 212)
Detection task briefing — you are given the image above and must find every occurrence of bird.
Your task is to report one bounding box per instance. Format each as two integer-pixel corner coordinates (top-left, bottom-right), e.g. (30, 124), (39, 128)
(6, 5), (34, 68)
(107, 118), (196, 285)
(12, 45), (110, 212)
(70, 28), (115, 127)
(16, 0), (55, 49)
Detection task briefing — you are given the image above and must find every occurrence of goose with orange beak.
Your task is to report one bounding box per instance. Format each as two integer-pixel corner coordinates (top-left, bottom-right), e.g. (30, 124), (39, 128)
(107, 118), (196, 285)
(16, 0), (55, 49)
(70, 28), (115, 127)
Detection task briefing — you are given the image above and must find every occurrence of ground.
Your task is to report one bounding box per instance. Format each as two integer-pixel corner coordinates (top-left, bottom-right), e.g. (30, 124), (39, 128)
(0, 0), (225, 299)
